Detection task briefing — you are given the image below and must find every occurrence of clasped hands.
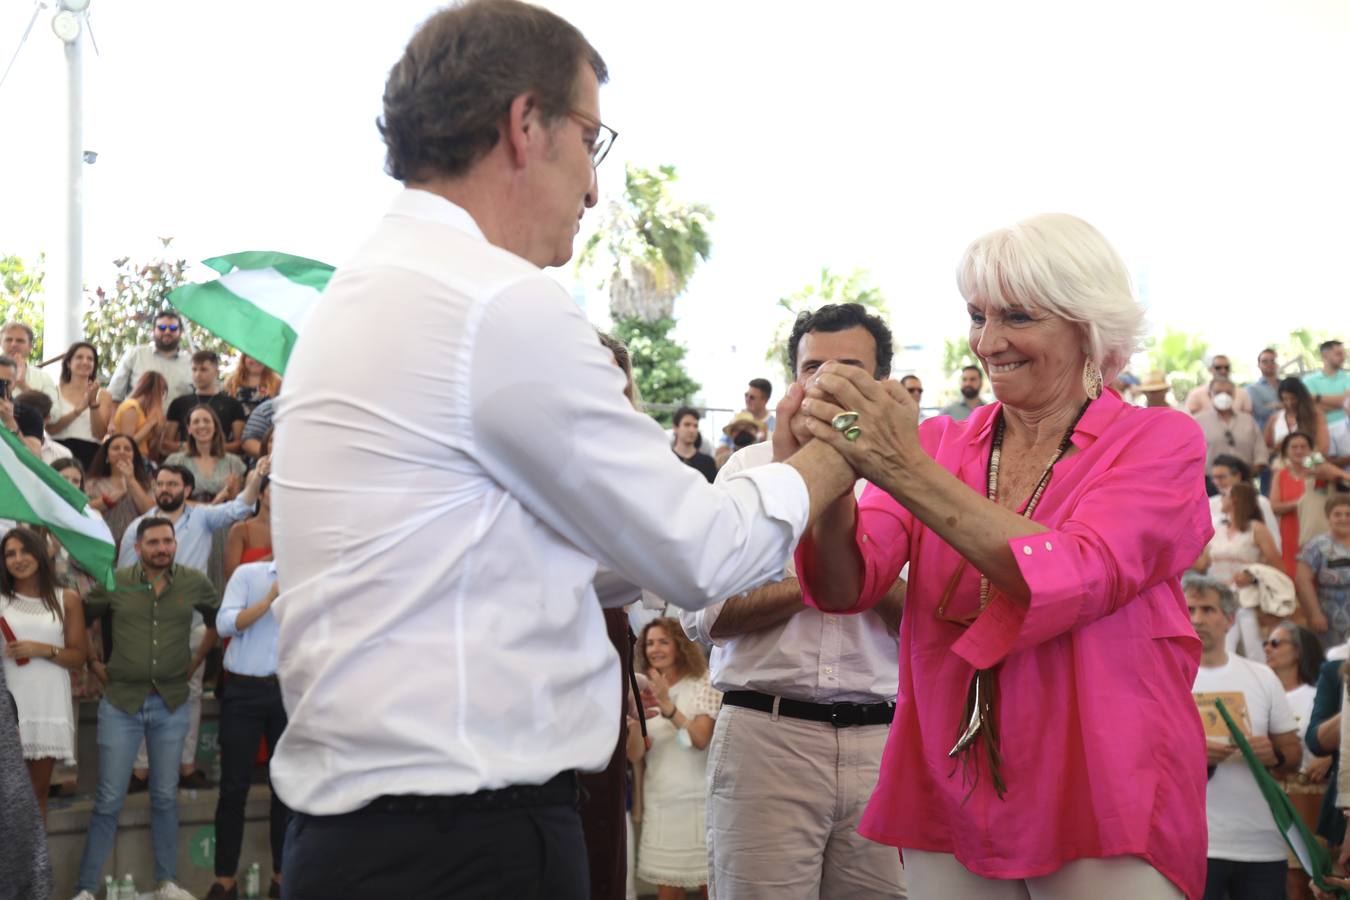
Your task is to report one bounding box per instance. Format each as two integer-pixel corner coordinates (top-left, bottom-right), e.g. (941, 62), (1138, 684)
(771, 362), (922, 487)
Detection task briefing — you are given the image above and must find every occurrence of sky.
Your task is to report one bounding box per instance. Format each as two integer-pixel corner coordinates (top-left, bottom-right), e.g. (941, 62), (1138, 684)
(1, 0), (1348, 418)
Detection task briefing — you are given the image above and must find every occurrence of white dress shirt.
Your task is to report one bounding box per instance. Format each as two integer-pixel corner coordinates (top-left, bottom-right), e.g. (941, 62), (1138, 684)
(107, 344), (194, 406)
(679, 441), (899, 703)
(268, 189), (810, 816)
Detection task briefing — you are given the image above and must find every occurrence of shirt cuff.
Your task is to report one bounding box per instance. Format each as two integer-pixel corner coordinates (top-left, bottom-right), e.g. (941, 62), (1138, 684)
(951, 530), (1086, 670)
(215, 608), (239, 638)
(723, 462), (810, 536)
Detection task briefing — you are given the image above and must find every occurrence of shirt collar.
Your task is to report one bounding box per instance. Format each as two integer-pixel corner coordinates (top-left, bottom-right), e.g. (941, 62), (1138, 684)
(965, 388), (1125, 449)
(388, 188), (488, 243)
(133, 562), (177, 585)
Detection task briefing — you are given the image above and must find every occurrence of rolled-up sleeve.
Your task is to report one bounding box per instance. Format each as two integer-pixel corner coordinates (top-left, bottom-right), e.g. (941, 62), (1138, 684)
(215, 567), (252, 639)
(470, 280), (808, 612)
(952, 414), (1213, 670)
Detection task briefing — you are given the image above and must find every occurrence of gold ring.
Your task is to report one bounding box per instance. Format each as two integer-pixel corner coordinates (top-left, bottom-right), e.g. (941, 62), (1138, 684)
(844, 426), (862, 442)
(831, 411), (860, 432)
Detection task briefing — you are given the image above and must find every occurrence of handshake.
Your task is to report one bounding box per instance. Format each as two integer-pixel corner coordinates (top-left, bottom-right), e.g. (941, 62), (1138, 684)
(769, 362), (923, 487)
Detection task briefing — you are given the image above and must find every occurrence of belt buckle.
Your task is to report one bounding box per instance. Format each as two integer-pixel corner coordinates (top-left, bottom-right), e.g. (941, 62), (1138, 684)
(829, 702), (861, 728)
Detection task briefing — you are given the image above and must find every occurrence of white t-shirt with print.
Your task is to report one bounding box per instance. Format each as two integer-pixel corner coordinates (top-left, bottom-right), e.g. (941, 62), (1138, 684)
(1193, 655), (1299, 862)
(1286, 683), (1317, 773)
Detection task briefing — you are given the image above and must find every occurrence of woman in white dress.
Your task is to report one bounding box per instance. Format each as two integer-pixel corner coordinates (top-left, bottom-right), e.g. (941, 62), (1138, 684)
(1196, 482), (1284, 659)
(636, 617), (721, 899)
(0, 526), (86, 820)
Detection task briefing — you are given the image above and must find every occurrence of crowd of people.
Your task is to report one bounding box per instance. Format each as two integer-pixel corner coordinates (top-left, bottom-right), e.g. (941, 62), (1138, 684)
(6, 2), (1350, 900)
(0, 311), (284, 900)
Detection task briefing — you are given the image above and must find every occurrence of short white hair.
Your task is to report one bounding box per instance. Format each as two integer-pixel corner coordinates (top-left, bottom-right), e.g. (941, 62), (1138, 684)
(956, 213), (1146, 382)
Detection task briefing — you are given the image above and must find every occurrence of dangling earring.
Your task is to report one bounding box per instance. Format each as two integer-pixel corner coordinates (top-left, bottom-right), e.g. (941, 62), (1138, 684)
(1083, 358), (1103, 400)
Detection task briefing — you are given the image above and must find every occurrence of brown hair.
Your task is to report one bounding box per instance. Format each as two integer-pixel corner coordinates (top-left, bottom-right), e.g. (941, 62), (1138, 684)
(1326, 493), (1350, 517)
(0, 527), (61, 621)
(1228, 483), (1259, 533)
(129, 371), (168, 407)
(223, 355), (281, 401)
(377, 0), (608, 182)
(184, 405), (227, 459)
(634, 617), (707, 680)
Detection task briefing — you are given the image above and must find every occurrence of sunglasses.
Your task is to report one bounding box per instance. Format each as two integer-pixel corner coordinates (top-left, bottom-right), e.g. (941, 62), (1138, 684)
(1263, 637), (1289, 649)
(907, 387), (923, 397)
(155, 324), (180, 333)
(1212, 365), (1230, 372)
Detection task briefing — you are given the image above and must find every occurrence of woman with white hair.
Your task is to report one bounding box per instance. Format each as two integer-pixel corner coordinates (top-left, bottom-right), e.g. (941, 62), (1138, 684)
(779, 214), (1213, 898)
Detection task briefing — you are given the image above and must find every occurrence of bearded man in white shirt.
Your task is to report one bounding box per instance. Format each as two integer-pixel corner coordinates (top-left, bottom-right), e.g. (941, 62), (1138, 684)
(681, 303), (908, 900)
(268, 2), (855, 898)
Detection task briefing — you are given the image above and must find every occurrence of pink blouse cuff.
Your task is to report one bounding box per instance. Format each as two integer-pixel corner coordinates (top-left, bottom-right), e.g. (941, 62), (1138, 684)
(951, 529), (1089, 669)
(796, 513), (887, 616)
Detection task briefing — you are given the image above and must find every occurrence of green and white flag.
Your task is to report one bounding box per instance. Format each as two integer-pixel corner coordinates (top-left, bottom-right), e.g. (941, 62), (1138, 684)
(1215, 698), (1347, 897)
(168, 251), (335, 375)
(0, 429), (115, 588)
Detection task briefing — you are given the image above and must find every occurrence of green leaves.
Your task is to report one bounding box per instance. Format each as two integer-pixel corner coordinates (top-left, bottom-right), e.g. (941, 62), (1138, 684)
(611, 316), (701, 426)
(1145, 327), (1210, 402)
(0, 253), (47, 359)
(766, 267), (889, 379)
(82, 242), (234, 380)
(579, 163), (714, 323)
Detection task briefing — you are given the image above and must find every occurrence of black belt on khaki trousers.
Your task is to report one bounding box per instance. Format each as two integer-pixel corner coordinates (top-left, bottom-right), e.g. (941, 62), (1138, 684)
(722, 689), (895, 727)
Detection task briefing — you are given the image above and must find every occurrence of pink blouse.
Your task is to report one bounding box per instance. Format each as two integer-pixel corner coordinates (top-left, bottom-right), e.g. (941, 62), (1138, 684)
(797, 390), (1213, 899)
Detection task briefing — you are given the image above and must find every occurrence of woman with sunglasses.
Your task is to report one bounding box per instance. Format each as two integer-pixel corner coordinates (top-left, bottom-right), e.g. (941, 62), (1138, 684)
(1264, 622), (1329, 900)
(782, 215), (1211, 898)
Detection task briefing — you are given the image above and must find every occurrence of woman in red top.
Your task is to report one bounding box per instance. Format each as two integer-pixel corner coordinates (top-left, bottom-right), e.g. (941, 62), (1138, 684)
(223, 478), (272, 585)
(1271, 432), (1350, 586)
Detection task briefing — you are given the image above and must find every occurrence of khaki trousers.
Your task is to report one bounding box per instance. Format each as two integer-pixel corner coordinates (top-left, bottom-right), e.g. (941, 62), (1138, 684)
(707, 703), (906, 900)
(903, 849), (1183, 900)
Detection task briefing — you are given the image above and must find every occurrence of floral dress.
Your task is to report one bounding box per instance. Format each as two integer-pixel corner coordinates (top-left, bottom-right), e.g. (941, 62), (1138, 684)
(1299, 533), (1350, 646)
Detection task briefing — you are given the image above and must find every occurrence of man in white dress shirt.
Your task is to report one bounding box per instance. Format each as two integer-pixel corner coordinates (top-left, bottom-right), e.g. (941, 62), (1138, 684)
(682, 304), (908, 900)
(267, 3), (855, 898)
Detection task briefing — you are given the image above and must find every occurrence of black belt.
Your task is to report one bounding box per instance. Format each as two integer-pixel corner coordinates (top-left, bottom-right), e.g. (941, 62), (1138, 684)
(358, 771), (580, 815)
(722, 690), (895, 728)
(225, 671), (278, 685)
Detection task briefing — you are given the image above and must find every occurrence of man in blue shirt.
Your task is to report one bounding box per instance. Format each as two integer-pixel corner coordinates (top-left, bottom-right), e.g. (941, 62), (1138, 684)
(206, 561), (287, 900)
(120, 460), (267, 787)
(1305, 340), (1350, 427)
(1244, 348), (1282, 436)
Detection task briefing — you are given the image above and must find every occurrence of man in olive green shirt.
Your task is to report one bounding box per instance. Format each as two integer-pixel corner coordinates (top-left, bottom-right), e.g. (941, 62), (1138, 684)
(73, 517), (220, 900)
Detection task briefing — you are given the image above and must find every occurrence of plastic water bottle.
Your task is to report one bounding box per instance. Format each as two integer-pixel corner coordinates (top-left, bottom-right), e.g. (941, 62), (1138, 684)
(244, 863), (261, 899)
(119, 873), (136, 900)
(103, 875), (115, 900)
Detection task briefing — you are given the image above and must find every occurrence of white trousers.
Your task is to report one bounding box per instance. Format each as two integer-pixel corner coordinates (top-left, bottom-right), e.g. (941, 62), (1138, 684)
(902, 849), (1182, 900)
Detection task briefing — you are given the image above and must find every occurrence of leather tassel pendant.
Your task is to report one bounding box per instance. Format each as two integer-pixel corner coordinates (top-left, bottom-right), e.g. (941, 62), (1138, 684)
(949, 668), (1007, 800)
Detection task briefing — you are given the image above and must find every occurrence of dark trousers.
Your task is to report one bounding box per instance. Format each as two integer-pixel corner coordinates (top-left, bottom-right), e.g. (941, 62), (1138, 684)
(214, 677), (289, 876)
(282, 800), (588, 899)
(578, 608), (633, 900)
(1204, 857), (1287, 900)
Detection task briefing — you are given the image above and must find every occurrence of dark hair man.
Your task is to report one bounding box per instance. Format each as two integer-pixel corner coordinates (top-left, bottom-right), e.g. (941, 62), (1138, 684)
(162, 350), (248, 456)
(267, 2), (854, 897)
(679, 302), (907, 898)
(108, 309), (194, 408)
(1305, 340), (1350, 427)
(0, 320), (58, 406)
(72, 518), (220, 900)
(942, 365), (986, 421)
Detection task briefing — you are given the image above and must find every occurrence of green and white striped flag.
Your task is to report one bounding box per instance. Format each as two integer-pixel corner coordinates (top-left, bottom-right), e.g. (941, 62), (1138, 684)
(1215, 698), (1347, 897)
(168, 251), (335, 375)
(0, 429), (115, 588)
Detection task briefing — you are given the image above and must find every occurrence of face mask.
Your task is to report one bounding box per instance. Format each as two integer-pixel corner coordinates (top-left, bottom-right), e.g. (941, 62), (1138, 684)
(1212, 393), (1234, 412)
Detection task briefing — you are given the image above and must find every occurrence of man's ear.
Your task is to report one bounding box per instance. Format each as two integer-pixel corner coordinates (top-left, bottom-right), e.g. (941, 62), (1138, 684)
(503, 92), (537, 170)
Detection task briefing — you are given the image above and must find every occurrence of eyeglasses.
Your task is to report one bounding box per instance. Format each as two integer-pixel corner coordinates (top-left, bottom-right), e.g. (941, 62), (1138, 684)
(567, 108), (618, 168)
(1212, 364), (1230, 372)
(1224, 430), (1235, 447)
(155, 324), (180, 333)
(1263, 638), (1289, 649)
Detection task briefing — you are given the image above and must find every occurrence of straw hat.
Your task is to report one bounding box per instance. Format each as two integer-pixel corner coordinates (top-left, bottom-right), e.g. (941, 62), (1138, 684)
(1138, 371), (1170, 393)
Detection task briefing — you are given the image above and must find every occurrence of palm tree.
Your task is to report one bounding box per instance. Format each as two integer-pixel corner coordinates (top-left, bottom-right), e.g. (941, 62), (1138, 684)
(579, 164), (713, 323)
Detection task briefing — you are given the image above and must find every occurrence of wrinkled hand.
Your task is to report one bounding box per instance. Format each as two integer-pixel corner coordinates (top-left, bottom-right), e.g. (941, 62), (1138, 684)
(797, 363), (920, 486)
(772, 384), (812, 462)
(1206, 738), (1235, 765)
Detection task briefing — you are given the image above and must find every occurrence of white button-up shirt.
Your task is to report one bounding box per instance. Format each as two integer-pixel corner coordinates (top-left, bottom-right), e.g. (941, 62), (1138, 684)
(679, 441), (899, 703)
(268, 189), (810, 816)
(107, 343), (194, 406)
